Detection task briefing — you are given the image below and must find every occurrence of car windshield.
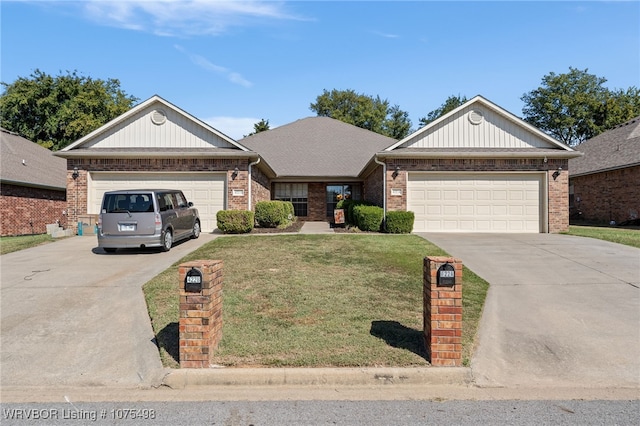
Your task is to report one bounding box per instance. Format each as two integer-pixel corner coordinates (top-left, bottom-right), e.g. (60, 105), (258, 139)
(102, 193), (154, 213)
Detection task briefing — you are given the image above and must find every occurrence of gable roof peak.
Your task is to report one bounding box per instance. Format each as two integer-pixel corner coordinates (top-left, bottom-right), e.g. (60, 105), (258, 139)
(385, 95), (574, 152)
(61, 94), (249, 152)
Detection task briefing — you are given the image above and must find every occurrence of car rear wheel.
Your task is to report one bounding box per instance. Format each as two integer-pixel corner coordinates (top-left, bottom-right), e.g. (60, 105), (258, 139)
(161, 230), (173, 252)
(191, 220), (201, 239)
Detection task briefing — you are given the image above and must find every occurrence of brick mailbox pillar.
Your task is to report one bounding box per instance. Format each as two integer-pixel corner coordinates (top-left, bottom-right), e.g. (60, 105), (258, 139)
(178, 260), (223, 368)
(423, 256), (463, 367)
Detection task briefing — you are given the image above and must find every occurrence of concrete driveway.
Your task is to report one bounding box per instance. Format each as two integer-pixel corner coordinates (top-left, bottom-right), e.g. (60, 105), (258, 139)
(1, 233), (218, 390)
(420, 233), (640, 388)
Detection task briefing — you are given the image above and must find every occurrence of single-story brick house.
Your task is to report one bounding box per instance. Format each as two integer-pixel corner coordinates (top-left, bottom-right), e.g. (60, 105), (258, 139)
(1, 128), (68, 236)
(569, 116), (640, 224)
(56, 95), (580, 233)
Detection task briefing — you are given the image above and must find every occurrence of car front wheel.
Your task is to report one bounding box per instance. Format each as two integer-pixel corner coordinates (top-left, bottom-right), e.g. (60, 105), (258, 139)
(191, 220), (201, 239)
(161, 230), (173, 252)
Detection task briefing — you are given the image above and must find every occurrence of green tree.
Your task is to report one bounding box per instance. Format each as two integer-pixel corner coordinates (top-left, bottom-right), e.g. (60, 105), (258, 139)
(419, 94), (468, 127)
(245, 118), (270, 137)
(0, 69), (138, 150)
(310, 89), (411, 139)
(521, 67), (640, 146)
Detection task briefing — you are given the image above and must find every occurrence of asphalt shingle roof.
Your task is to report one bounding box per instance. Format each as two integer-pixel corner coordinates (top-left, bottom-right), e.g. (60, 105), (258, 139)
(0, 128), (67, 190)
(239, 117), (397, 178)
(570, 117), (640, 176)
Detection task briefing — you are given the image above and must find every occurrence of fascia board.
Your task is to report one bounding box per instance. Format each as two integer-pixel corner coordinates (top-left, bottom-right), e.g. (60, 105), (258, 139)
(53, 150), (260, 159)
(376, 150), (583, 160)
(0, 178), (66, 191)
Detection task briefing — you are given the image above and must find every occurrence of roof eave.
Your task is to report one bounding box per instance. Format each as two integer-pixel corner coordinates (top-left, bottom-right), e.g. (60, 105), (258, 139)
(569, 162), (640, 178)
(375, 150), (583, 160)
(53, 150), (260, 160)
(0, 178), (66, 191)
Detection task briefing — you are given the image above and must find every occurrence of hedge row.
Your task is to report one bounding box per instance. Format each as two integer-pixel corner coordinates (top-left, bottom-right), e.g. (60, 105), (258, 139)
(336, 200), (415, 233)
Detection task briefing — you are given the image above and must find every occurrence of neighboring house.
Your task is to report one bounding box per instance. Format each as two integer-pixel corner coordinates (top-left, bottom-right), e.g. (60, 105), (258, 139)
(56, 94), (580, 234)
(0, 128), (67, 236)
(569, 116), (640, 224)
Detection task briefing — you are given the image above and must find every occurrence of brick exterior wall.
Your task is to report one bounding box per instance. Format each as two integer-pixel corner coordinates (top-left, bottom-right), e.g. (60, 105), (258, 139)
(66, 158), (250, 232)
(1, 183), (68, 236)
(570, 165), (640, 224)
(305, 183), (327, 221)
(251, 166), (271, 210)
(384, 158), (570, 233)
(363, 166), (384, 207)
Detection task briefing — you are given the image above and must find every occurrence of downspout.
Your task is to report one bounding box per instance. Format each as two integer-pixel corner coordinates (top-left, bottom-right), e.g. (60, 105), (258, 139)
(247, 157), (261, 211)
(373, 155), (386, 229)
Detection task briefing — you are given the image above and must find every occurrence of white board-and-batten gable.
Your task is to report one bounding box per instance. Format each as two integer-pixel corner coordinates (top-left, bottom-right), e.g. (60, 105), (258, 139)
(386, 95), (574, 152)
(62, 95), (248, 152)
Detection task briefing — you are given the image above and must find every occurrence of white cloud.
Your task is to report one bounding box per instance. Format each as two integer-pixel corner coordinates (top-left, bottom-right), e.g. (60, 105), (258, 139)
(174, 44), (252, 87)
(372, 31), (400, 39)
(79, 0), (304, 37)
(205, 116), (260, 140)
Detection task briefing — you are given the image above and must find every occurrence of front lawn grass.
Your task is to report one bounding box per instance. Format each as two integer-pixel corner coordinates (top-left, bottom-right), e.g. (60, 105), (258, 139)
(144, 234), (489, 369)
(564, 225), (640, 248)
(0, 234), (56, 255)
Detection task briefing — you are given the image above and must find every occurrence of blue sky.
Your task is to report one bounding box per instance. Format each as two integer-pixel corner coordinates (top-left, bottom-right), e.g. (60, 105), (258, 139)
(2, 1), (639, 139)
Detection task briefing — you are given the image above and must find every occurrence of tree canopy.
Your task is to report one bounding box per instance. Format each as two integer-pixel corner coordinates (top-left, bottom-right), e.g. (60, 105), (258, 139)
(310, 89), (412, 140)
(245, 118), (270, 137)
(0, 69), (138, 150)
(521, 67), (640, 146)
(419, 94), (468, 127)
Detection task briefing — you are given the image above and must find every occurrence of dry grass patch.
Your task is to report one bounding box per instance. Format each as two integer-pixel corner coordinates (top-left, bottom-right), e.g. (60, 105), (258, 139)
(144, 234), (488, 368)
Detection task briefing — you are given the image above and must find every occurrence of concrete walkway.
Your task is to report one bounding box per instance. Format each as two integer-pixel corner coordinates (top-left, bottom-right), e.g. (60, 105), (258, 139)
(300, 221), (334, 234)
(419, 233), (640, 389)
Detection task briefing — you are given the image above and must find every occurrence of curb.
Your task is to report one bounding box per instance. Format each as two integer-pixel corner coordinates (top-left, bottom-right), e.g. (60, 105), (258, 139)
(163, 367), (473, 389)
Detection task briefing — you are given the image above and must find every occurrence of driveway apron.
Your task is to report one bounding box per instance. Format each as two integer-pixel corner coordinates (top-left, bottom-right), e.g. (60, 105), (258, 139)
(1, 233), (218, 388)
(419, 233), (640, 388)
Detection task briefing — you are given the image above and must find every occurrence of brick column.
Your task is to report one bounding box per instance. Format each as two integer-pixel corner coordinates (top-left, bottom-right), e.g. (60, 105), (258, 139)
(178, 260), (223, 368)
(423, 256), (463, 366)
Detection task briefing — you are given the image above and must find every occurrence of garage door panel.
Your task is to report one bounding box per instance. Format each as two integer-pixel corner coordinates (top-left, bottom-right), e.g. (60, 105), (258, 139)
(408, 173), (543, 233)
(89, 172), (226, 232)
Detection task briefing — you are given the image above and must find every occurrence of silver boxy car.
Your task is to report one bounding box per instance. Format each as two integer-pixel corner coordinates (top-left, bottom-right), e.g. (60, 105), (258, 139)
(98, 189), (200, 253)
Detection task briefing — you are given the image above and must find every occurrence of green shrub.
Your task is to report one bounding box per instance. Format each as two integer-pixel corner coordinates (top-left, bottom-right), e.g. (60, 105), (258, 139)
(216, 210), (254, 234)
(338, 200), (374, 225)
(255, 201), (294, 228)
(385, 211), (415, 234)
(353, 205), (384, 232)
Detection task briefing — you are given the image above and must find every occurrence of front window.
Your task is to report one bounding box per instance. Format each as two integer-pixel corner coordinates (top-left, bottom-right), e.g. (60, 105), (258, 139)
(274, 183), (308, 217)
(326, 184), (361, 217)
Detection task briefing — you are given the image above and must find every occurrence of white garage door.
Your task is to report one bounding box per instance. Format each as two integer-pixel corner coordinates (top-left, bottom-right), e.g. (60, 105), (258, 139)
(407, 173), (543, 233)
(89, 172), (226, 232)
